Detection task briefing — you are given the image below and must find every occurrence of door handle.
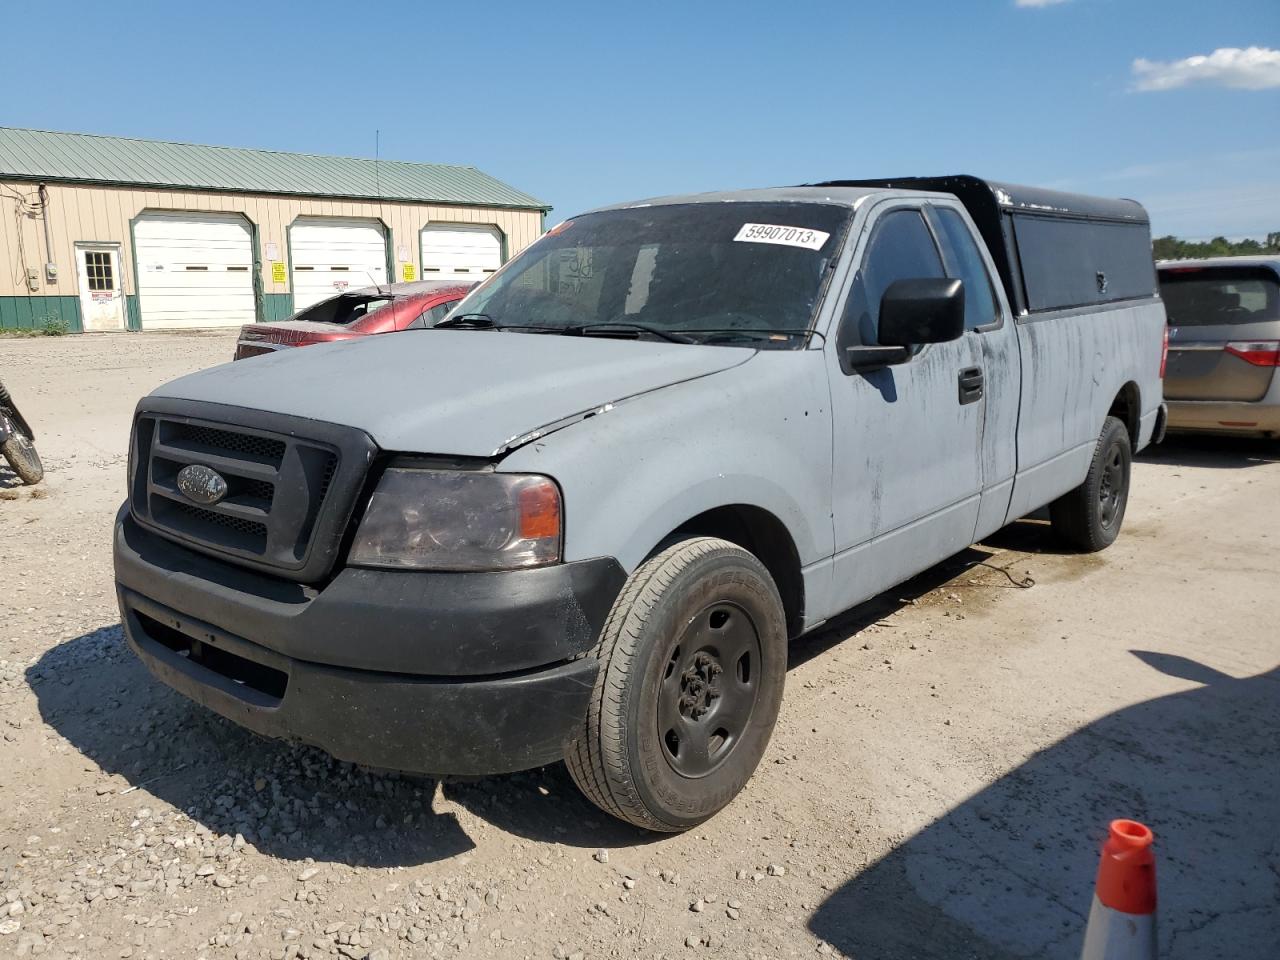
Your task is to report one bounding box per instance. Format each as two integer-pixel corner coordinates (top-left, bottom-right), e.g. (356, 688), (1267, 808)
(958, 366), (983, 405)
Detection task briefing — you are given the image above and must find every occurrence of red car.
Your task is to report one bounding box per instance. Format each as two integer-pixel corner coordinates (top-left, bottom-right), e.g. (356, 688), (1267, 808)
(234, 281), (474, 360)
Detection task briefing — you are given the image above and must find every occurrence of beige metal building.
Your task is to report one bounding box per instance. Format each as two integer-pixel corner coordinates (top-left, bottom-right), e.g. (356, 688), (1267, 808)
(0, 127), (548, 332)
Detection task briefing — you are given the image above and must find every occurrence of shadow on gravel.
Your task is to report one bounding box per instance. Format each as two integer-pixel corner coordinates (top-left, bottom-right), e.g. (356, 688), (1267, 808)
(789, 546), (996, 670)
(28, 625), (659, 866)
(790, 528), (1055, 671)
(29, 518), (1081, 869)
(439, 766), (662, 851)
(979, 517), (1063, 554)
(1139, 433), (1280, 469)
(808, 654), (1280, 960)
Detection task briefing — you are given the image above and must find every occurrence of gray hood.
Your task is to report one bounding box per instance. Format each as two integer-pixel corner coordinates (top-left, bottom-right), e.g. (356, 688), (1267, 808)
(152, 330), (753, 457)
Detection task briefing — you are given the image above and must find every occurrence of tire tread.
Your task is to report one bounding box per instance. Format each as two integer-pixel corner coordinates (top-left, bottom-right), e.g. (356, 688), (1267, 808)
(565, 537), (773, 831)
(2, 434), (43, 485)
(1050, 416), (1130, 552)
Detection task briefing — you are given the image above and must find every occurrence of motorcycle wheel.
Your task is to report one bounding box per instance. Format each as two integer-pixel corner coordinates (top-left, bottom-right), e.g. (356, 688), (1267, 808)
(2, 432), (43, 485)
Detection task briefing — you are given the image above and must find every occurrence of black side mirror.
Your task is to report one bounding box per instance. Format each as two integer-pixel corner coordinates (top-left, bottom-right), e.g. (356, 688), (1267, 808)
(843, 277), (965, 372)
(878, 278), (965, 347)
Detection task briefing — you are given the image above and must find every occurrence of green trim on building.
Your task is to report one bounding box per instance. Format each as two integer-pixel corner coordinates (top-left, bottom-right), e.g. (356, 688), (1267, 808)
(283, 218), (296, 319)
(125, 295), (141, 331)
(126, 213), (144, 330)
(0, 295), (82, 332)
(261, 293), (294, 322)
(248, 216), (264, 323)
(385, 221), (395, 284)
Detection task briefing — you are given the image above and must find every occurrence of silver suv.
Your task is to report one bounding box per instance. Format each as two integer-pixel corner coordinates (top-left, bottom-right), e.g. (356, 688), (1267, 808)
(1159, 256), (1280, 438)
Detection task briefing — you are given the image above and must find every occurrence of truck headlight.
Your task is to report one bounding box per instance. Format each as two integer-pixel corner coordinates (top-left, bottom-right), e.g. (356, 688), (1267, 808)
(349, 467), (561, 571)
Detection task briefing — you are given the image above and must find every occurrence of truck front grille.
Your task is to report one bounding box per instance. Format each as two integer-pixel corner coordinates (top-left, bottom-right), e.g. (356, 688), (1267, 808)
(128, 403), (376, 582)
(168, 421), (287, 461)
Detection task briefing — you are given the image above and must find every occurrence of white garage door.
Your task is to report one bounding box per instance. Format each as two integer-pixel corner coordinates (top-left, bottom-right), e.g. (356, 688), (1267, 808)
(420, 224), (503, 284)
(290, 218), (388, 311)
(134, 213), (255, 329)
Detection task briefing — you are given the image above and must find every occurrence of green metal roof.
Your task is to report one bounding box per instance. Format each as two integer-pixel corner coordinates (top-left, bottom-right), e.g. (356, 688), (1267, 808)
(0, 127), (549, 210)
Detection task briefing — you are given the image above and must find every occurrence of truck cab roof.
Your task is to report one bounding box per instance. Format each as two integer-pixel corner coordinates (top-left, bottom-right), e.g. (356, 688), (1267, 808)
(589, 176), (1148, 220)
(590, 185), (891, 212)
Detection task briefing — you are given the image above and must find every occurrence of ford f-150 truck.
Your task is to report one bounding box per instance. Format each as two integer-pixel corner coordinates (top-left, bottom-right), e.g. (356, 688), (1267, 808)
(114, 175), (1167, 831)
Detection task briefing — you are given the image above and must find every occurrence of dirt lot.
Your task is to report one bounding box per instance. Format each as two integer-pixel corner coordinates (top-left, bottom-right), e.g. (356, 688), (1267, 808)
(1, 332), (1277, 960)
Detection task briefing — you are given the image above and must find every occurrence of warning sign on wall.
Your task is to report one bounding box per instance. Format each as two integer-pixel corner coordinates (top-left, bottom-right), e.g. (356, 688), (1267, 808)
(270, 261), (286, 284)
(401, 263), (416, 282)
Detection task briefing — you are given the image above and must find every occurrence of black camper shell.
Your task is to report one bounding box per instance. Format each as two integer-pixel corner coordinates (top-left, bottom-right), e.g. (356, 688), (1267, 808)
(814, 175), (1158, 317)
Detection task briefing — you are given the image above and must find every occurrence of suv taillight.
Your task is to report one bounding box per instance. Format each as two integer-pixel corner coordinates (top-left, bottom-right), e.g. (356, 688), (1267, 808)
(1225, 341), (1280, 367)
(1160, 327), (1169, 378)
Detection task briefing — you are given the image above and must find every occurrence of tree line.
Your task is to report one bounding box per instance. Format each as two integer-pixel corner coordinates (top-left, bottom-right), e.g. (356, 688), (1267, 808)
(1153, 232), (1280, 261)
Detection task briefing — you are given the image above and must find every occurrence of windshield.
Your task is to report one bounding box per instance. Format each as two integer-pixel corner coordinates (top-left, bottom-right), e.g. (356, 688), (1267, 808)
(454, 202), (850, 345)
(1159, 267), (1280, 327)
(294, 294), (396, 326)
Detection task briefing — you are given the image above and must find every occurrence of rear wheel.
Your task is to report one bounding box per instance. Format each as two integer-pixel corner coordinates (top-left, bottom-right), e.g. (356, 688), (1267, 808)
(1050, 416), (1130, 551)
(2, 432), (43, 485)
(565, 537), (787, 832)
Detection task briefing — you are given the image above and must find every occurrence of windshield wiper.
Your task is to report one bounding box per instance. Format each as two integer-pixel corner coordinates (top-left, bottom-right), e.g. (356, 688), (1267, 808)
(433, 313), (499, 330)
(682, 328), (816, 345)
(561, 322), (696, 344)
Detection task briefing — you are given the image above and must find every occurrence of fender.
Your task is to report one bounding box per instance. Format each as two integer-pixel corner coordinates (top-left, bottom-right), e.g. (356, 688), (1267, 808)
(500, 349), (836, 573)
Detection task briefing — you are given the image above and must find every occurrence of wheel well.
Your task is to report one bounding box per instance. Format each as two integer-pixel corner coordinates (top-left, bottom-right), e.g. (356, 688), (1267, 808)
(1109, 382), (1140, 448)
(661, 505), (805, 640)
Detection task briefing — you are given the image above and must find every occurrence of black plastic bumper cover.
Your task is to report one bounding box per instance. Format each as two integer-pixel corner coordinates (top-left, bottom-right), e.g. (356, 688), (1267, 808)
(114, 509), (624, 775)
(1153, 402), (1169, 445)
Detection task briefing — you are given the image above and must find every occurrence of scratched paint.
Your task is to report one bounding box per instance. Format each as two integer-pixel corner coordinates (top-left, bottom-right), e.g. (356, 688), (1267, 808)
(506, 188), (1164, 633)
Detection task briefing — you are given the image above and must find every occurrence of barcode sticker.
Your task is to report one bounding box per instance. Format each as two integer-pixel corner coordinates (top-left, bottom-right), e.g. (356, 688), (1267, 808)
(733, 223), (830, 251)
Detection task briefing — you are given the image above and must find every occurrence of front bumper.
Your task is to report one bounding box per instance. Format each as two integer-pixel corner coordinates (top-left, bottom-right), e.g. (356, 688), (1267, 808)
(1165, 399), (1280, 437)
(114, 509), (625, 775)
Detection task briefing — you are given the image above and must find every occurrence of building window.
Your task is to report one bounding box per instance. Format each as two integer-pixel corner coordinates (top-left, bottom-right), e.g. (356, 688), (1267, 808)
(85, 251), (115, 291)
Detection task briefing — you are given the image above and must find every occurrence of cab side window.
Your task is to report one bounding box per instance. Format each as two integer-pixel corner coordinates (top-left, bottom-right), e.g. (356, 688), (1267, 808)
(839, 209), (945, 351)
(933, 208), (999, 330)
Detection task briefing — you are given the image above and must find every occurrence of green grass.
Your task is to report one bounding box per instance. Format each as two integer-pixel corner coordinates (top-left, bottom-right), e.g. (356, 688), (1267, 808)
(0, 316), (70, 338)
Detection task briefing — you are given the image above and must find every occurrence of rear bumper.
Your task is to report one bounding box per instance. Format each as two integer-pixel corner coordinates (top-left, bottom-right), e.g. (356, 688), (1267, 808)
(1165, 399), (1280, 437)
(234, 332), (357, 360)
(1138, 403), (1168, 448)
(233, 341), (280, 360)
(1151, 403), (1168, 445)
(114, 509), (624, 774)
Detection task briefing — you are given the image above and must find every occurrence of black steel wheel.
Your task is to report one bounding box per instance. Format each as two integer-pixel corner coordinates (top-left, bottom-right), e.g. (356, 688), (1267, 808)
(1050, 415), (1131, 551)
(566, 537), (787, 831)
(1097, 444), (1126, 532)
(657, 601), (764, 778)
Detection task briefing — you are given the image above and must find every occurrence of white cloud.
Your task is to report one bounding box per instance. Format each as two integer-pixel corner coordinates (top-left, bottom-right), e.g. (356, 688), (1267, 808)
(1132, 46), (1280, 92)
(1015, 0), (1071, 6)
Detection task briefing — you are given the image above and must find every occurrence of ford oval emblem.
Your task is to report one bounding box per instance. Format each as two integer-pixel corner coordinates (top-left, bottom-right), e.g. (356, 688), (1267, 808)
(176, 464), (228, 505)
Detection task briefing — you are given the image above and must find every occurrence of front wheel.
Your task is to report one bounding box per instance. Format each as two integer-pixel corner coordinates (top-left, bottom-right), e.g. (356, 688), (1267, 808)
(565, 537), (787, 832)
(2, 431), (43, 485)
(1050, 415), (1131, 551)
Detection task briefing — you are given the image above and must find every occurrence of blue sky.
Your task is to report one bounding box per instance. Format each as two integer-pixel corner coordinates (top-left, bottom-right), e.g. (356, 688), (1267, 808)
(3, 0), (1277, 238)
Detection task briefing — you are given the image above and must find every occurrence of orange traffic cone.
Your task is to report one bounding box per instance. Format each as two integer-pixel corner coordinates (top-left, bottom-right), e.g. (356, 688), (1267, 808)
(1080, 819), (1157, 960)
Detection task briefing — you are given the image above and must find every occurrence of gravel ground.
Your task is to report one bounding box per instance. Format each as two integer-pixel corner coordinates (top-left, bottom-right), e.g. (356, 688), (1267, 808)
(1, 332), (1277, 960)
